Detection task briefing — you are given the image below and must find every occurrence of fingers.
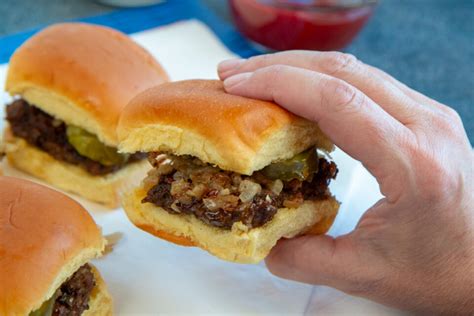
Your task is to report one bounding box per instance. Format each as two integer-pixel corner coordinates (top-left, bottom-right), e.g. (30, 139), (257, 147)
(219, 51), (426, 125)
(223, 65), (410, 183)
(266, 235), (367, 293)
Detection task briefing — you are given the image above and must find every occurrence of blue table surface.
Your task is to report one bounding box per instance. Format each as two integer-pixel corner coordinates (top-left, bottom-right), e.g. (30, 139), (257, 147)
(0, 0), (472, 142)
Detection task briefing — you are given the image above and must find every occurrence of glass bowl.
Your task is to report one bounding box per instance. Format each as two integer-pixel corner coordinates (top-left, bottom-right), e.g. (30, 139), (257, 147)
(229, 0), (378, 51)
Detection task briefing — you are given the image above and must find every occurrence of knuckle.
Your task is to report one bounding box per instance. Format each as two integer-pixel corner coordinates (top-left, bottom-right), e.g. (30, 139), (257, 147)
(404, 139), (455, 200)
(441, 106), (463, 125)
(429, 107), (465, 138)
(319, 52), (359, 75)
(322, 79), (364, 114)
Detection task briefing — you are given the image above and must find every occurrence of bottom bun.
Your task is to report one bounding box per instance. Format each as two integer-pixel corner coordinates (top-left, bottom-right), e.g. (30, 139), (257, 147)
(4, 131), (148, 208)
(84, 265), (113, 316)
(123, 186), (339, 264)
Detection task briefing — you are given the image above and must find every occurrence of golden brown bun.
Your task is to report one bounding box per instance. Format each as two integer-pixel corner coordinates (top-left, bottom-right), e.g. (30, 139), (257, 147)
(123, 185), (339, 264)
(0, 177), (106, 316)
(83, 265), (113, 316)
(4, 129), (149, 208)
(6, 22), (169, 146)
(118, 79), (333, 175)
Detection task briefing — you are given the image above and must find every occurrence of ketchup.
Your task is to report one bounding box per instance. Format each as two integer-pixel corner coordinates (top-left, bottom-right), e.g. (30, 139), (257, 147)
(229, 0), (376, 51)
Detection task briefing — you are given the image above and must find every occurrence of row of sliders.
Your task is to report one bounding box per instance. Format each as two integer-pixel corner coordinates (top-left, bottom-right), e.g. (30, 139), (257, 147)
(1, 22), (340, 315)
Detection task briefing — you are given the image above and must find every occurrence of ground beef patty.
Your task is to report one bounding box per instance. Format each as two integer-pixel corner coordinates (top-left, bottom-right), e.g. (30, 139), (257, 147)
(5, 99), (144, 175)
(142, 153), (338, 230)
(52, 264), (95, 316)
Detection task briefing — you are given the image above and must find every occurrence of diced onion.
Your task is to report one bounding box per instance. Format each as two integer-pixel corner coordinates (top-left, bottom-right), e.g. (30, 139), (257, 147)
(156, 163), (173, 175)
(239, 180), (262, 202)
(170, 201), (182, 213)
(187, 184), (207, 198)
(203, 198), (218, 210)
(171, 179), (189, 195)
(142, 168), (161, 190)
(269, 179), (283, 195)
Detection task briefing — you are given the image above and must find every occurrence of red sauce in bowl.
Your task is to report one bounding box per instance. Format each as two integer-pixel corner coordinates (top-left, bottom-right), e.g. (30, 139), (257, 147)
(229, 0), (376, 51)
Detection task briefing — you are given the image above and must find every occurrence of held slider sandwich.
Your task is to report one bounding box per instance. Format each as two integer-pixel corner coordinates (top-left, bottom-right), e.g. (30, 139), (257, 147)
(3, 22), (169, 207)
(0, 177), (112, 316)
(118, 80), (340, 263)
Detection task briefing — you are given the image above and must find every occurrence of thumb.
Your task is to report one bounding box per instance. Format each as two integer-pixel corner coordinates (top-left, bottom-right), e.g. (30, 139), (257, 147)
(265, 234), (369, 293)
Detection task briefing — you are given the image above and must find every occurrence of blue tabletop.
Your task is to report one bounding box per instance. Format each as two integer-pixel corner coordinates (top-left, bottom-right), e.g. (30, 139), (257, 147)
(0, 0), (472, 142)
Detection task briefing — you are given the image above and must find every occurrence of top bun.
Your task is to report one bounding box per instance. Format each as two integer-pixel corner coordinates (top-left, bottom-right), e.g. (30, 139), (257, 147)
(0, 177), (106, 315)
(118, 80), (333, 175)
(6, 23), (169, 146)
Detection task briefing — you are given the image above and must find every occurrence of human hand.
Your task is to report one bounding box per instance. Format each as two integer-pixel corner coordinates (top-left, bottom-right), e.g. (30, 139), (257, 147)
(218, 51), (474, 315)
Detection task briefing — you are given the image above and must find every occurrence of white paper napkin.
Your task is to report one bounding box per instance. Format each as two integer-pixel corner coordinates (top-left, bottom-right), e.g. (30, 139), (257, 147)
(0, 19), (401, 315)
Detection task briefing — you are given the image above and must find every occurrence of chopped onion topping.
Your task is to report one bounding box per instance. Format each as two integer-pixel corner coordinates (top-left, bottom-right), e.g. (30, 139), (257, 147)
(187, 183), (207, 198)
(203, 198), (218, 210)
(269, 179), (283, 195)
(239, 180), (262, 202)
(170, 201), (182, 213)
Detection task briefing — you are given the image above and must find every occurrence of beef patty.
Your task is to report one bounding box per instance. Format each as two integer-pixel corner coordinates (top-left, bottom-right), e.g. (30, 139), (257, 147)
(142, 153), (338, 230)
(52, 264), (95, 316)
(5, 99), (145, 175)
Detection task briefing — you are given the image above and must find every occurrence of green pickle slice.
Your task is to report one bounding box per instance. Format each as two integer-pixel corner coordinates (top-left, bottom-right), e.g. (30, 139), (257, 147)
(66, 125), (129, 166)
(261, 148), (319, 181)
(29, 296), (55, 316)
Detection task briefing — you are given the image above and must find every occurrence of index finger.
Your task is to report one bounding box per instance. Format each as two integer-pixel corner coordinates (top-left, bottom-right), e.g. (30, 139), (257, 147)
(219, 51), (430, 125)
(224, 65), (412, 194)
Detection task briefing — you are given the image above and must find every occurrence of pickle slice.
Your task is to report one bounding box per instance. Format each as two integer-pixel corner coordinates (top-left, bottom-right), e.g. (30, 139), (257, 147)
(66, 125), (129, 166)
(261, 148), (319, 181)
(29, 296), (55, 316)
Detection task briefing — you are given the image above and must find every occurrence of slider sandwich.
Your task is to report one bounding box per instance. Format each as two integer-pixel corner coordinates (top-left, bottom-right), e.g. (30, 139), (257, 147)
(3, 23), (169, 207)
(0, 177), (112, 315)
(118, 80), (340, 263)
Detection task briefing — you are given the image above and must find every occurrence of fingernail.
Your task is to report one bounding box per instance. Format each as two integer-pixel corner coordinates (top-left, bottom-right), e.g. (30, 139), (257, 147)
(223, 72), (252, 90)
(218, 58), (246, 74)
